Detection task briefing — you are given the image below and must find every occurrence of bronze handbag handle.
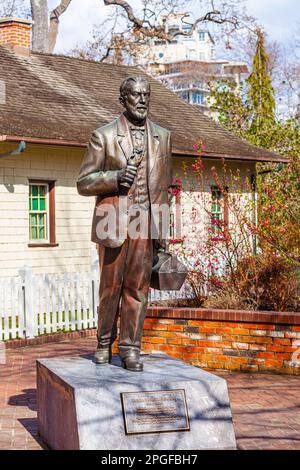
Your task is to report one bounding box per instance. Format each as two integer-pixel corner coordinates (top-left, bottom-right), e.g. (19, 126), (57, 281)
(171, 254), (177, 271)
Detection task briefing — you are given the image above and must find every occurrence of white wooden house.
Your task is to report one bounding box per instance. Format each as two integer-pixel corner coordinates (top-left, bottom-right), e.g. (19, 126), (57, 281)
(0, 18), (286, 280)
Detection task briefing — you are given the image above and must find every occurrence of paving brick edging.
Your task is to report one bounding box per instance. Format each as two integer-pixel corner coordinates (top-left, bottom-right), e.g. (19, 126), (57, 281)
(143, 307), (300, 375)
(4, 328), (97, 349)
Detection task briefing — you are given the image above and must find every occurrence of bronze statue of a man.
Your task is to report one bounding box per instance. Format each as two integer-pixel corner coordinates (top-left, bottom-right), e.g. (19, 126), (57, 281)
(77, 76), (172, 371)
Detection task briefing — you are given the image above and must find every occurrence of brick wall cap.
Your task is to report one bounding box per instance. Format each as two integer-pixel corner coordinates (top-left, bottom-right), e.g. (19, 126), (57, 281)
(147, 307), (300, 325)
(0, 17), (33, 26)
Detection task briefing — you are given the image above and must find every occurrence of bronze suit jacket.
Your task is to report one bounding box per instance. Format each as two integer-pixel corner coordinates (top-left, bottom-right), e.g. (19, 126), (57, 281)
(77, 113), (172, 248)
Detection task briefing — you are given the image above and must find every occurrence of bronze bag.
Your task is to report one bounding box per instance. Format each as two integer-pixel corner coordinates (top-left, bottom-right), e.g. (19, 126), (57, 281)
(150, 251), (187, 291)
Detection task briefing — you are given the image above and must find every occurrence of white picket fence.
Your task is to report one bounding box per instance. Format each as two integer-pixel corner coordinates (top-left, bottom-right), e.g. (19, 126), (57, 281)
(0, 265), (196, 342)
(0, 265), (100, 341)
(0, 276), (24, 341)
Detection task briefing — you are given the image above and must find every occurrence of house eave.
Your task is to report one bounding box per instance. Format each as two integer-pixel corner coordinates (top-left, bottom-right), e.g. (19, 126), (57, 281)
(0, 135), (289, 163)
(172, 149), (289, 163)
(0, 135), (86, 148)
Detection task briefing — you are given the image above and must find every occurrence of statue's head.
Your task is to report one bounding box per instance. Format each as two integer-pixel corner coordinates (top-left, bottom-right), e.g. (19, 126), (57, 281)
(119, 76), (150, 123)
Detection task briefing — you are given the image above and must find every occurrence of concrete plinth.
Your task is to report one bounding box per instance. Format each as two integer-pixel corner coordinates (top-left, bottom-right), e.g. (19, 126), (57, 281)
(37, 354), (236, 450)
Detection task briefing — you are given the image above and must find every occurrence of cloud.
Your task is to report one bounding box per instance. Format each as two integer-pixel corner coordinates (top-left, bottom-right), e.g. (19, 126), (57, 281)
(54, 0), (110, 53)
(245, 0), (300, 41)
(53, 0), (143, 54)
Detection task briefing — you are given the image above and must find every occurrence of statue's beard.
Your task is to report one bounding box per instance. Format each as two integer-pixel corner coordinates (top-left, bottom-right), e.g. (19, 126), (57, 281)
(127, 107), (148, 123)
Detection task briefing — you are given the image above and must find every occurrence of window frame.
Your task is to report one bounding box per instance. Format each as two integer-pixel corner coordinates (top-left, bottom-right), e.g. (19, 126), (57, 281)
(169, 191), (183, 243)
(28, 179), (58, 248)
(28, 182), (50, 243)
(179, 90), (189, 101)
(199, 31), (206, 42)
(181, 25), (192, 41)
(210, 186), (229, 240)
(191, 91), (205, 105)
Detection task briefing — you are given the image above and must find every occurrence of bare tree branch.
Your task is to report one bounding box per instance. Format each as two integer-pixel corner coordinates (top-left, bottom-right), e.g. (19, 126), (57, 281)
(100, 0), (256, 51)
(104, 0), (143, 27)
(0, 0), (30, 18)
(49, 0), (73, 52)
(23, 0), (256, 62)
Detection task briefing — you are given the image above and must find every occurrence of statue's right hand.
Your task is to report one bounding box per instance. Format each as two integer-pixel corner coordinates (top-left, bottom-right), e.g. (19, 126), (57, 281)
(117, 164), (137, 186)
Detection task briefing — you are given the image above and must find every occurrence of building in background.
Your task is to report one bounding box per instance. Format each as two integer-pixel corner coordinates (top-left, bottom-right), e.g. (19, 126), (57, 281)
(138, 14), (248, 114)
(0, 17), (284, 280)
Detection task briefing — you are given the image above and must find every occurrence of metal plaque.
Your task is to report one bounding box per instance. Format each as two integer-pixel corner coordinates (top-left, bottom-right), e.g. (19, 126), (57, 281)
(121, 389), (190, 435)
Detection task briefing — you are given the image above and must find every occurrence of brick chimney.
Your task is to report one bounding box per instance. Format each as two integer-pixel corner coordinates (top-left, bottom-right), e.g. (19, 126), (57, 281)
(0, 17), (32, 54)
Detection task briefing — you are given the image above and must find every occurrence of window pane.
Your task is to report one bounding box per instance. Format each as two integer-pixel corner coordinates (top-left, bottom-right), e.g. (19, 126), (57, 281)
(211, 188), (223, 235)
(191, 92), (204, 104)
(38, 213), (45, 226)
(30, 214), (37, 226)
(39, 226), (45, 239)
(32, 198), (38, 210)
(169, 213), (175, 238)
(29, 183), (50, 242)
(30, 226), (37, 240)
(39, 186), (46, 197)
(179, 90), (189, 101)
(39, 198), (46, 211)
(31, 186), (38, 197)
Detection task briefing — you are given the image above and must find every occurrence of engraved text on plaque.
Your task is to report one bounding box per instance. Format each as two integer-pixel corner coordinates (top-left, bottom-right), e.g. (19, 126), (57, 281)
(121, 389), (190, 435)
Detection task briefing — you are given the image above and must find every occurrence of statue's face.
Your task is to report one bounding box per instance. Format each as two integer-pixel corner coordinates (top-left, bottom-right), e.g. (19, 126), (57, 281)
(121, 80), (150, 122)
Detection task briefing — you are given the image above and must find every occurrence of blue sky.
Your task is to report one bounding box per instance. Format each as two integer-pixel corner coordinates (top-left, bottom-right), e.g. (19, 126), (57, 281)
(245, 0), (300, 43)
(51, 0), (300, 55)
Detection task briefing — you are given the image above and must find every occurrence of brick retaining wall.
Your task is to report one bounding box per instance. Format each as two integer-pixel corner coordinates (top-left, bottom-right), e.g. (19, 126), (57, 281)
(142, 307), (300, 375)
(4, 307), (300, 375)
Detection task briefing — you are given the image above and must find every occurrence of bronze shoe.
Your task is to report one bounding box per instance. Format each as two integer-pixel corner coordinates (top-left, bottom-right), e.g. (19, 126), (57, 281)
(94, 348), (111, 364)
(121, 356), (143, 372)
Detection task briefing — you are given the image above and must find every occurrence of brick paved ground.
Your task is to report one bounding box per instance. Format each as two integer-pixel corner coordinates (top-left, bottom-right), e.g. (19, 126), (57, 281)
(0, 336), (299, 450)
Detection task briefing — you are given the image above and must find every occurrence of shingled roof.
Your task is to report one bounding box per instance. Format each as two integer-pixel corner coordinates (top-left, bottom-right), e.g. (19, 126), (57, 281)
(0, 45), (286, 162)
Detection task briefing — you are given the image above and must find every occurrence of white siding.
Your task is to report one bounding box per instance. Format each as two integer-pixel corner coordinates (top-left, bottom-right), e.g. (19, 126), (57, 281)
(172, 156), (256, 250)
(0, 142), (95, 277)
(0, 143), (256, 277)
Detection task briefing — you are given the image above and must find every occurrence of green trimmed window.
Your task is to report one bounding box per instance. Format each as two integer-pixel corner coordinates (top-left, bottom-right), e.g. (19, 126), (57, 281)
(29, 184), (49, 242)
(211, 187), (223, 235)
(169, 211), (175, 239)
(211, 186), (228, 237)
(169, 192), (182, 242)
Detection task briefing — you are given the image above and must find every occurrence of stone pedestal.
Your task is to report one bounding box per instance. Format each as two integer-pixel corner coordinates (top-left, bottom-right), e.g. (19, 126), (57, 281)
(37, 354), (236, 450)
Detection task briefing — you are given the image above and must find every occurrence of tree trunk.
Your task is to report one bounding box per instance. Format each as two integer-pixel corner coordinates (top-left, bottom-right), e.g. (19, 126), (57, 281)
(31, 0), (49, 53)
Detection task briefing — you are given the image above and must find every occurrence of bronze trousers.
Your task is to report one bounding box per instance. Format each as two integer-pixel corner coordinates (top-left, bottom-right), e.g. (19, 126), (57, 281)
(97, 236), (153, 358)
